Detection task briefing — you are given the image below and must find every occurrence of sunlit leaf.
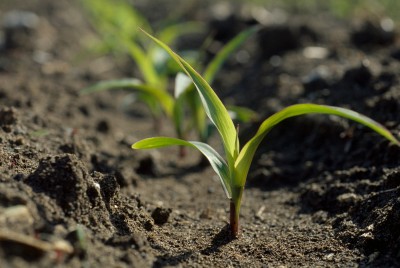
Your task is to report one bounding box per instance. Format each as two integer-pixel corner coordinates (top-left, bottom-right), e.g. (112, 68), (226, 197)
(235, 104), (400, 186)
(132, 137), (232, 198)
(186, 26), (259, 144)
(141, 29), (238, 167)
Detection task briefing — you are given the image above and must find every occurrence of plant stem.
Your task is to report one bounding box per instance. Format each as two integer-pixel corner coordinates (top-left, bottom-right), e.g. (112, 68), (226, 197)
(230, 186), (244, 238)
(230, 200), (239, 238)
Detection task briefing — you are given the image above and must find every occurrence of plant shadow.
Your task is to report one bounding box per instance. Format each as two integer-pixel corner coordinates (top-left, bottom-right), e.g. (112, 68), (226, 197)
(152, 251), (193, 268)
(201, 224), (235, 255)
(152, 224), (234, 267)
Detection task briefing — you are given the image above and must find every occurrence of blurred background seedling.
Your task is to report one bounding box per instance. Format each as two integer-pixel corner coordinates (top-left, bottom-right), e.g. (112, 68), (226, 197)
(81, 0), (259, 156)
(80, 0), (203, 132)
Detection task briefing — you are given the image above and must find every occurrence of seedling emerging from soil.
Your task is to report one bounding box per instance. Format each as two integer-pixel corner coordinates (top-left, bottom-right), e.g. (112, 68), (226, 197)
(132, 31), (400, 238)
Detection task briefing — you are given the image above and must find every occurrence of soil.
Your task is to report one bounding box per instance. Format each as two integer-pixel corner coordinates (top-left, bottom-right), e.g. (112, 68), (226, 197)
(1, 0), (400, 267)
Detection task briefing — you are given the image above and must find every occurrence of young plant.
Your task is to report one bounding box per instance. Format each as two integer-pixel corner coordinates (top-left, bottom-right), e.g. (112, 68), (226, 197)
(132, 31), (400, 238)
(82, 23), (259, 155)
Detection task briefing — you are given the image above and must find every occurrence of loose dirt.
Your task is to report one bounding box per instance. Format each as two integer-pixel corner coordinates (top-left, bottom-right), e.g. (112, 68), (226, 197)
(1, 0), (400, 267)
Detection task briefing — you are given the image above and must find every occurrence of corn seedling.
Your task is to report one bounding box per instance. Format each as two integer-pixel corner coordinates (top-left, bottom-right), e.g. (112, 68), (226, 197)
(132, 30), (400, 238)
(82, 22), (259, 155)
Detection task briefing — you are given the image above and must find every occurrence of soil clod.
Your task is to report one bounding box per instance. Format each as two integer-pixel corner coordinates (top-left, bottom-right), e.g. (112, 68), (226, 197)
(151, 207), (172, 225)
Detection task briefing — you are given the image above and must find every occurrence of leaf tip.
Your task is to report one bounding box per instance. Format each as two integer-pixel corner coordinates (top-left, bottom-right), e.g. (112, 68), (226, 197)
(131, 143), (139, 149)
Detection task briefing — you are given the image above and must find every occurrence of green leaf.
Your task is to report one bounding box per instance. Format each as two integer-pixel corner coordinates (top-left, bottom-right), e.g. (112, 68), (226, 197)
(203, 25), (260, 84)
(142, 29), (238, 168)
(179, 56), (238, 167)
(132, 137), (232, 198)
(235, 103), (400, 186)
(81, 78), (174, 117)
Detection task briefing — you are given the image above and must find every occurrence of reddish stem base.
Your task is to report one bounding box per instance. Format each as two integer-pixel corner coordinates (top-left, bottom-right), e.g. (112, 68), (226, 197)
(230, 201), (239, 238)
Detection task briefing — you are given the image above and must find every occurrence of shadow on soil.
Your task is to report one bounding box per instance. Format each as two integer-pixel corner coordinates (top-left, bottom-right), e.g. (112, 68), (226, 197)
(153, 225), (234, 267)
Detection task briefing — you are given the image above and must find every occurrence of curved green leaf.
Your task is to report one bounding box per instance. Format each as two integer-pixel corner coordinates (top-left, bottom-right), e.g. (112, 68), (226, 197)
(179, 56), (238, 167)
(203, 25), (260, 84)
(142, 29), (238, 168)
(81, 78), (174, 117)
(235, 103), (400, 186)
(132, 137), (232, 198)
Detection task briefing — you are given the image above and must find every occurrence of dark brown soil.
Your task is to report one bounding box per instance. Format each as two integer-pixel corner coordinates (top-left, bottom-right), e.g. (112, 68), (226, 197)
(1, 0), (400, 267)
